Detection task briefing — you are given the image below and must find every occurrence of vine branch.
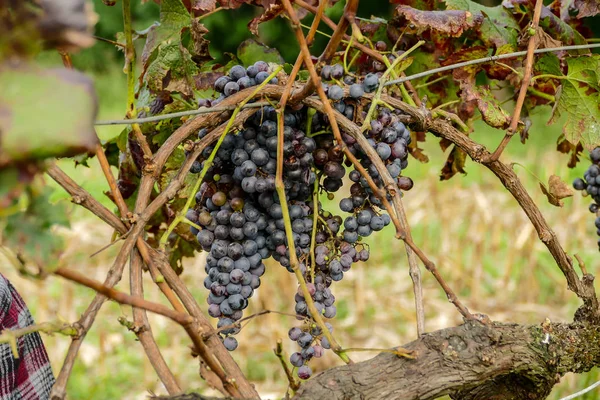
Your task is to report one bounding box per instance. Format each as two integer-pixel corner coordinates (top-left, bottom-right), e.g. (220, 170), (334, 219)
(488, 0), (544, 162)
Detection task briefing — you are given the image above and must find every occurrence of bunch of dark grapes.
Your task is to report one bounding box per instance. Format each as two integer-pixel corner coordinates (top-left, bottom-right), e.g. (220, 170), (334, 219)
(182, 61), (414, 378)
(317, 63), (412, 242)
(573, 148), (600, 250)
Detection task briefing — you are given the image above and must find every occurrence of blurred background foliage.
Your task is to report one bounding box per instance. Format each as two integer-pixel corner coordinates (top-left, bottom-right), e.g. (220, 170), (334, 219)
(11, 0), (600, 399)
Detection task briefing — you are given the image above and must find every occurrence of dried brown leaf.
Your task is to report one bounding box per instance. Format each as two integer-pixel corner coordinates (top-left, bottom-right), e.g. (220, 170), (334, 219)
(540, 174), (574, 207)
(573, 0), (600, 18)
(395, 5), (482, 37)
(535, 29), (562, 49)
(248, 2), (284, 36)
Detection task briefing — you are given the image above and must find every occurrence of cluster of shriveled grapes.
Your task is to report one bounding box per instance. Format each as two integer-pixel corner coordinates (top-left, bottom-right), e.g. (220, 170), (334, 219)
(183, 60), (413, 379)
(573, 148), (600, 250)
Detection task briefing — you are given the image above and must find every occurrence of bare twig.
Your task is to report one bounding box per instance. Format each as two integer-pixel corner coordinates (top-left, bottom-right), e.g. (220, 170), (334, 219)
(393, 196), (425, 336)
(122, 0), (153, 160)
(487, 0), (544, 162)
(46, 164), (258, 399)
(55, 267), (242, 398)
(0, 322), (76, 358)
(375, 94), (599, 320)
(129, 251), (182, 394)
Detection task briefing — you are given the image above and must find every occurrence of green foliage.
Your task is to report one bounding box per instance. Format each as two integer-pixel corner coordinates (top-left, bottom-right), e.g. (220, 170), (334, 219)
(444, 0), (519, 47)
(0, 67), (98, 165)
(550, 55), (600, 151)
(2, 186), (70, 270)
(237, 39), (284, 67)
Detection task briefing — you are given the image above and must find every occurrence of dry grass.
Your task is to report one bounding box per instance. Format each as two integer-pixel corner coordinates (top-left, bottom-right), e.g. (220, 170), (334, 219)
(2, 139), (600, 400)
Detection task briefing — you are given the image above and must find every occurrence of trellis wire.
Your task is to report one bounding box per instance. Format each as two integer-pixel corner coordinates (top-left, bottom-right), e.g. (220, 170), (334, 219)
(94, 43), (600, 127)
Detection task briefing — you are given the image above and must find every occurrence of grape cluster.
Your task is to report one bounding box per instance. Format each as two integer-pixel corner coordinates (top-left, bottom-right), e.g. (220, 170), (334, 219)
(183, 61), (414, 379)
(573, 148), (600, 250)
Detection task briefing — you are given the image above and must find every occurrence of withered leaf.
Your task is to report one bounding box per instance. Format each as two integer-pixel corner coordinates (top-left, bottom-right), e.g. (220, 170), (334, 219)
(395, 5), (482, 37)
(440, 145), (467, 180)
(460, 83), (511, 129)
(248, 2), (284, 36)
(573, 0), (600, 19)
(540, 174), (574, 207)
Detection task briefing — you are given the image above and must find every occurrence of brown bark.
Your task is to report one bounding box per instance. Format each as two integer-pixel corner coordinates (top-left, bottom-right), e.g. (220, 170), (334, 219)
(158, 320), (600, 400)
(293, 320), (600, 400)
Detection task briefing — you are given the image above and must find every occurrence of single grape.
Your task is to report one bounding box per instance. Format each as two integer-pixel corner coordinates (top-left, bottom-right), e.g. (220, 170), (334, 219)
(214, 76), (231, 92)
(363, 73), (379, 93)
(290, 352), (304, 367)
(297, 365), (312, 380)
(328, 85), (344, 101)
(224, 81), (240, 97)
(574, 178), (586, 191)
(288, 327), (303, 341)
(223, 336), (239, 351)
(331, 64), (344, 79)
(229, 65), (247, 80)
(349, 83), (364, 99)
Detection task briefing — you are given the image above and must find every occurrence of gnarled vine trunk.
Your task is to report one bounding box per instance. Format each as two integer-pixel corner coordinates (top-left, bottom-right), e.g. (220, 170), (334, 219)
(159, 320), (600, 400)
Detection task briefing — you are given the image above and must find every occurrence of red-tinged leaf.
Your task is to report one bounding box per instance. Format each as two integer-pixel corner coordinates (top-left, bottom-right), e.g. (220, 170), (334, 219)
(248, 2), (284, 36)
(440, 145), (467, 180)
(188, 19), (212, 62)
(460, 84), (511, 129)
(193, 71), (223, 91)
(557, 135), (584, 168)
(441, 45), (489, 79)
(395, 5), (483, 37)
(573, 0), (600, 18)
(409, 143), (429, 163)
(390, 0), (435, 9)
(482, 44), (518, 80)
(192, 0), (217, 12)
(439, 137), (453, 152)
(445, 0), (519, 47)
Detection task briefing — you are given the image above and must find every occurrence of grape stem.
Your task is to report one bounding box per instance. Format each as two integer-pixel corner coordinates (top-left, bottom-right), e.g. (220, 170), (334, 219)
(309, 174), (319, 283)
(361, 40), (425, 132)
(275, 111), (351, 364)
(122, 0), (152, 160)
(158, 66), (283, 250)
(483, 0), (543, 162)
(274, 339), (301, 393)
(302, 95), (476, 322)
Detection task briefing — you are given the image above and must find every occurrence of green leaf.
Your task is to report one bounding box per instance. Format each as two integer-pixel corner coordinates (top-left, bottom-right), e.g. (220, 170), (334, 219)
(534, 53), (562, 76)
(472, 86), (511, 129)
(237, 39), (284, 67)
(160, 148), (197, 200)
(444, 0), (519, 47)
(142, 0), (190, 64)
(3, 187), (70, 269)
(0, 66), (97, 166)
(145, 42), (200, 96)
(538, 8), (586, 46)
(549, 55), (600, 150)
